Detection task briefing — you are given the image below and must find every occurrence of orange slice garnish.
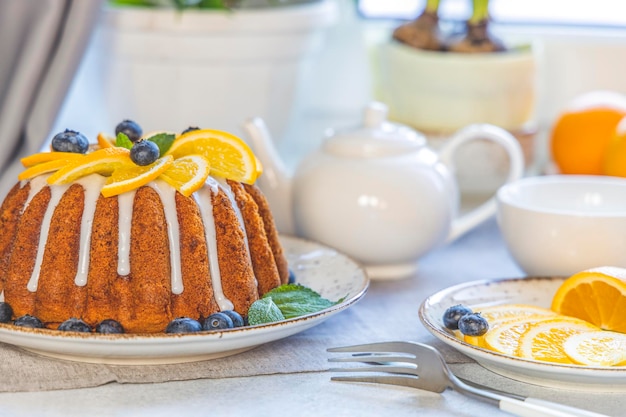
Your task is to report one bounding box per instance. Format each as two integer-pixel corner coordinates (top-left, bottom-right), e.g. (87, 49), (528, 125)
(21, 151), (83, 168)
(160, 154), (211, 197)
(551, 266), (626, 332)
(101, 155), (174, 197)
(47, 148), (131, 185)
(165, 129), (258, 184)
(97, 132), (115, 149)
(254, 155), (263, 177)
(18, 159), (79, 181)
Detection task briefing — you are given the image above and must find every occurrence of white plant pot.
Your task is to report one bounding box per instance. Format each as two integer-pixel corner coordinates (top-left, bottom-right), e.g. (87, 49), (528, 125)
(372, 40), (538, 195)
(374, 40), (537, 133)
(92, 1), (337, 141)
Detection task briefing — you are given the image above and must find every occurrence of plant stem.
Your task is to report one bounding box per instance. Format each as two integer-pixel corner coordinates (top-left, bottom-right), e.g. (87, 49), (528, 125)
(425, 0), (441, 14)
(469, 0), (490, 24)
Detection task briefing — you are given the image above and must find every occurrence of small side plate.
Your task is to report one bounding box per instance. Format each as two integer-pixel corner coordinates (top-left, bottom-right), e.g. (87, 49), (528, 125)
(419, 276), (626, 392)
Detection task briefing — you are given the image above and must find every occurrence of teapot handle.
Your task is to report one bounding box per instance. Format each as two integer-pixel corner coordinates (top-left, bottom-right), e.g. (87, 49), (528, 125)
(438, 124), (525, 243)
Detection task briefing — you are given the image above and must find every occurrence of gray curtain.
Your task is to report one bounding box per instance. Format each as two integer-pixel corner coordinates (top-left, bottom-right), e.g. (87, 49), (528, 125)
(0, 0), (102, 198)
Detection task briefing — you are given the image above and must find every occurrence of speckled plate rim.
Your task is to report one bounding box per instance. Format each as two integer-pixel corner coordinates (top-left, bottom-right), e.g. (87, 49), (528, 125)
(0, 235), (368, 365)
(419, 276), (626, 392)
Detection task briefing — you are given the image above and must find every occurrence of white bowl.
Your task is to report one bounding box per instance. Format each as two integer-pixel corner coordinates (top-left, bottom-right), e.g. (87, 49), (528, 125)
(496, 175), (626, 276)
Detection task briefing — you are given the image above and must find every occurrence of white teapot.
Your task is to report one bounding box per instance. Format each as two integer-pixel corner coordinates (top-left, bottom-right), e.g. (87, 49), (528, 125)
(244, 102), (524, 280)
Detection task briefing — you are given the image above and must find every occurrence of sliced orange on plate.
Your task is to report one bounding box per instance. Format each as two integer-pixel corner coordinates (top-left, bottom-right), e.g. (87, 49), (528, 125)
(160, 154), (211, 197)
(551, 266), (626, 332)
(516, 317), (599, 364)
(475, 304), (557, 323)
(165, 129), (259, 184)
(483, 315), (557, 356)
(563, 330), (626, 366)
(449, 271), (626, 367)
(461, 304), (557, 348)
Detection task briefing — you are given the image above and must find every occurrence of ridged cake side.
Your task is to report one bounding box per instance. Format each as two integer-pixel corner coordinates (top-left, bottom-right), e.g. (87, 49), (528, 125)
(0, 175), (287, 333)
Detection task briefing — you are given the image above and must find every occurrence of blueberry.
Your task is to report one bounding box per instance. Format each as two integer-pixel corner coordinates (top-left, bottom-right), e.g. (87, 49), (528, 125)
(51, 129), (89, 154)
(288, 269), (296, 284)
(203, 312), (234, 331)
(58, 318), (92, 333)
(13, 315), (44, 329)
(442, 304), (473, 330)
(130, 140), (160, 166)
(458, 313), (489, 337)
(0, 302), (13, 323)
(181, 126), (200, 134)
(165, 317), (202, 334)
(95, 319), (125, 334)
(115, 119), (143, 142)
(220, 310), (244, 328)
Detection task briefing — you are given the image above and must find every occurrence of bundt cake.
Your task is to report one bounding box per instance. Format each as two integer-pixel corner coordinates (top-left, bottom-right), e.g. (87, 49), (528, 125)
(0, 124), (289, 333)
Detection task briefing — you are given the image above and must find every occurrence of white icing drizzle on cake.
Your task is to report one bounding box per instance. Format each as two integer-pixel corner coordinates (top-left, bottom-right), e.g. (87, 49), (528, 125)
(75, 175), (107, 286)
(19, 174), (251, 311)
(194, 182), (234, 312)
(25, 176), (71, 292)
(116, 189), (135, 276)
(147, 180), (183, 295)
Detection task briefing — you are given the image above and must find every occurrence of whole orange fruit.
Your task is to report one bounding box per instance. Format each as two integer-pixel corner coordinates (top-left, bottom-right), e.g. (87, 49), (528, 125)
(550, 91), (626, 175)
(604, 117), (626, 177)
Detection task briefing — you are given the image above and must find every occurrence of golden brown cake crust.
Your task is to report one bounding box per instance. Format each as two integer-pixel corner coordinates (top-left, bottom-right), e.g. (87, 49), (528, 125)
(127, 186), (173, 333)
(172, 192), (219, 320)
(0, 178), (287, 333)
(229, 181), (280, 295)
(0, 183), (29, 294)
(5, 185), (51, 318)
(33, 184), (87, 327)
(243, 183), (290, 285)
(212, 187), (259, 315)
(83, 193), (121, 328)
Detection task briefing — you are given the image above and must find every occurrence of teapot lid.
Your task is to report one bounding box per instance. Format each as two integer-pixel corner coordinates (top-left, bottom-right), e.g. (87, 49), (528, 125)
(323, 102), (427, 158)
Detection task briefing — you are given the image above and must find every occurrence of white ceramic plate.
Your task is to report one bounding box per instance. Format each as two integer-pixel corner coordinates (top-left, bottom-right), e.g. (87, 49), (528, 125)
(419, 276), (626, 392)
(0, 236), (368, 365)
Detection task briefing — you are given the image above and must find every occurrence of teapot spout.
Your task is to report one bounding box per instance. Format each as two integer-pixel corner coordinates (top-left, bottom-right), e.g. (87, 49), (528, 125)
(243, 117), (295, 235)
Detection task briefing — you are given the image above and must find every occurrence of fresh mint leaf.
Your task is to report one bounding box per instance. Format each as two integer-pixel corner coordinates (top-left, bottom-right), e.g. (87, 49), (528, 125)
(246, 284), (342, 325)
(115, 132), (133, 149)
(146, 133), (175, 156)
(262, 284), (338, 319)
(247, 298), (285, 325)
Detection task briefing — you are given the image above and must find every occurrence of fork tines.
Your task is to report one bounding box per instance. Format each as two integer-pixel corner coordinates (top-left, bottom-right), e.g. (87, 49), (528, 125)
(327, 341), (447, 392)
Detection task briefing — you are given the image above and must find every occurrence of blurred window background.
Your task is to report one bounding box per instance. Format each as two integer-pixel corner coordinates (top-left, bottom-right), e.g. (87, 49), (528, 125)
(358, 0), (626, 28)
(51, 0), (626, 179)
(354, 0), (626, 161)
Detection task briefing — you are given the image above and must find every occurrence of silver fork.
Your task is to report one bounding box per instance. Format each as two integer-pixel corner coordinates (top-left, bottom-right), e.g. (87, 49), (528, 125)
(328, 341), (609, 417)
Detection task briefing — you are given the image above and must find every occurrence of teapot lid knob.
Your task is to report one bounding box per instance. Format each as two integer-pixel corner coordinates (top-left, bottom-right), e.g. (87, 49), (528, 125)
(322, 101), (426, 158)
(363, 102), (388, 128)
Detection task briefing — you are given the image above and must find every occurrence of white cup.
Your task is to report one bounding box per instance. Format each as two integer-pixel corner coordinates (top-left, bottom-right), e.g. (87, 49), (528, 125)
(497, 175), (626, 276)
